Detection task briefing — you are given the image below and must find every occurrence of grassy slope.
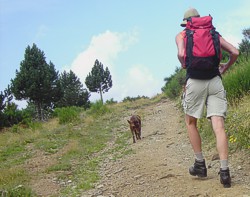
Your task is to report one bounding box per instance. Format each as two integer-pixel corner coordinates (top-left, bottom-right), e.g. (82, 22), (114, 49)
(0, 95), (165, 196)
(0, 92), (249, 196)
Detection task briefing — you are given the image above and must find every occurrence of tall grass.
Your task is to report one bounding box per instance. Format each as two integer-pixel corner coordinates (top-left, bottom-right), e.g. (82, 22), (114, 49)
(225, 94), (250, 149)
(0, 99), (133, 196)
(198, 58), (250, 149)
(53, 106), (82, 124)
(222, 60), (250, 104)
(162, 68), (186, 99)
(87, 100), (111, 117)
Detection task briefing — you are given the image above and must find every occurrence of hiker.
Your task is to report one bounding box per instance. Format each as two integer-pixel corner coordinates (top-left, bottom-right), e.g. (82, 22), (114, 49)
(175, 8), (239, 188)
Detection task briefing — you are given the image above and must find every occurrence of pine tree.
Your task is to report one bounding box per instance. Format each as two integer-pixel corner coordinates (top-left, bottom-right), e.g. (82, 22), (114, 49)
(57, 70), (90, 108)
(239, 28), (250, 60)
(85, 59), (112, 104)
(11, 44), (62, 120)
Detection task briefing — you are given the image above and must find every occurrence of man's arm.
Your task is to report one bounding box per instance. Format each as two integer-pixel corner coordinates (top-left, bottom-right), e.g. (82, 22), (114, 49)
(219, 37), (239, 74)
(175, 33), (186, 68)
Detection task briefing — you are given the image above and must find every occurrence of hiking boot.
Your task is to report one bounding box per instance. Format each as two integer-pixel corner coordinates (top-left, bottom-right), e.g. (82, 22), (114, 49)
(219, 168), (231, 188)
(189, 159), (207, 177)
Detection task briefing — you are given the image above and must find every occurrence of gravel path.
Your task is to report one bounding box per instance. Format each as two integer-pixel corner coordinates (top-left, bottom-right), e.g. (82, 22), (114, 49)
(82, 99), (250, 197)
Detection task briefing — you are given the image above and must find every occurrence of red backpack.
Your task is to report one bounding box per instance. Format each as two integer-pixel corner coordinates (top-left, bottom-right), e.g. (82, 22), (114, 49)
(184, 15), (221, 73)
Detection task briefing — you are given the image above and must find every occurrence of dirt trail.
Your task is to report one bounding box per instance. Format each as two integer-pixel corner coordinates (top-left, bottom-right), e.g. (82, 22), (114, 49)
(82, 99), (250, 197)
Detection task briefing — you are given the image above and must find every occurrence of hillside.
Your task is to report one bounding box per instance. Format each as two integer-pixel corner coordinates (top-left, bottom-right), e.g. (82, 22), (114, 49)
(80, 98), (250, 197)
(1, 97), (249, 197)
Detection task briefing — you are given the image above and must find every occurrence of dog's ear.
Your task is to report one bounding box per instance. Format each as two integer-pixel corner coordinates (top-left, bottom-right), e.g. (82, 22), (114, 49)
(127, 120), (131, 124)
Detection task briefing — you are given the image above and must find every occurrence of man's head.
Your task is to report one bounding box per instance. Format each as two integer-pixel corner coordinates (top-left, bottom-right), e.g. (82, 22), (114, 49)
(180, 8), (200, 27)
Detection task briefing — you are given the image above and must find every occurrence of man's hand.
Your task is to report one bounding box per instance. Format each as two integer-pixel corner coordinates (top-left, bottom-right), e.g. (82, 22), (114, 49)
(219, 63), (228, 74)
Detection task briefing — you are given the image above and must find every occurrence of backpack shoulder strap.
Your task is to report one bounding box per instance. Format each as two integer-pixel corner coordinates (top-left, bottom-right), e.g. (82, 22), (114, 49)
(210, 29), (221, 59)
(184, 29), (194, 67)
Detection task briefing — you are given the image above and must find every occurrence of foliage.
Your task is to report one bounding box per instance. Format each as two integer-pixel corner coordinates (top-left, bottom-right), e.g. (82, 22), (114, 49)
(0, 96), (132, 196)
(238, 27), (250, 60)
(162, 67), (186, 99)
(53, 106), (82, 124)
(0, 185), (34, 197)
(0, 86), (32, 129)
(2, 103), (23, 127)
(56, 70), (90, 109)
(87, 100), (111, 117)
(0, 87), (13, 128)
(85, 59), (112, 104)
(197, 94), (250, 150)
(11, 43), (62, 121)
(225, 94), (250, 149)
(242, 27), (250, 39)
(239, 38), (250, 59)
(105, 98), (118, 105)
(122, 95), (149, 102)
(222, 60), (250, 104)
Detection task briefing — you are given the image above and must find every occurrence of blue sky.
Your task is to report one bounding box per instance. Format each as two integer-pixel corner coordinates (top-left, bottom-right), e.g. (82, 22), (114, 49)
(1, 0), (249, 107)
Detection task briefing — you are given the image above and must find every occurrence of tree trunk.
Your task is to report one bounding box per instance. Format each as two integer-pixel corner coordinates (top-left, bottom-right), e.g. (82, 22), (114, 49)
(99, 87), (103, 104)
(36, 101), (42, 121)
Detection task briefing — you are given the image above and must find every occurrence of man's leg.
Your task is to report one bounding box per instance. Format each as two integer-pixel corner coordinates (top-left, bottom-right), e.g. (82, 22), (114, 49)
(210, 116), (228, 161)
(211, 115), (231, 188)
(185, 114), (202, 153)
(185, 114), (207, 177)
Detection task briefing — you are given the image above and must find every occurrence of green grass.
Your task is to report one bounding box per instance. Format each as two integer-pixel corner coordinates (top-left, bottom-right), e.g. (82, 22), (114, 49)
(225, 94), (250, 149)
(54, 106), (82, 124)
(1, 90), (249, 196)
(0, 167), (34, 197)
(0, 100), (137, 196)
(193, 59), (250, 150)
(197, 93), (250, 150)
(222, 60), (250, 104)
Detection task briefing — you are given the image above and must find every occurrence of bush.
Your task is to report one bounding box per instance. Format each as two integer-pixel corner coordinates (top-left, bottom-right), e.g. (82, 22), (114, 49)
(122, 95), (149, 102)
(105, 98), (117, 105)
(162, 67), (186, 99)
(222, 60), (250, 104)
(54, 106), (82, 124)
(87, 100), (111, 117)
(225, 94), (250, 149)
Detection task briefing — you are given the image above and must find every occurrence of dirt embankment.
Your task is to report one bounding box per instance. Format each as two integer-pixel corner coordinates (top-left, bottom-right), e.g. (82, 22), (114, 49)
(82, 99), (250, 197)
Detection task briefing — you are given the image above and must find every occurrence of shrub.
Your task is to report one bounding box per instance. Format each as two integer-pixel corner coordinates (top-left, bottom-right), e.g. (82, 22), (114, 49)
(225, 95), (250, 149)
(122, 95), (149, 102)
(54, 106), (81, 124)
(162, 67), (186, 99)
(222, 60), (250, 104)
(105, 98), (117, 105)
(87, 100), (111, 117)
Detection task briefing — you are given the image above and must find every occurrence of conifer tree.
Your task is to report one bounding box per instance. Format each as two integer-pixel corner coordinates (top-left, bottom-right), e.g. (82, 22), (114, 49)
(11, 44), (62, 120)
(57, 70), (90, 108)
(85, 59), (112, 104)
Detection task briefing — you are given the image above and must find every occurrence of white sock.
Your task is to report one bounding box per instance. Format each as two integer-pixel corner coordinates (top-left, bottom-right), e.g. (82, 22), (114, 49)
(195, 152), (204, 161)
(220, 160), (229, 170)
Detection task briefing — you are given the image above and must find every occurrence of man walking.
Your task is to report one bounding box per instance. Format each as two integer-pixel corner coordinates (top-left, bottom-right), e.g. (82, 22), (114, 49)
(175, 8), (239, 188)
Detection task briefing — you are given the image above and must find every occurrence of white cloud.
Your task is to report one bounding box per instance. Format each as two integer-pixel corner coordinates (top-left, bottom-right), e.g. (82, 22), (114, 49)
(218, 0), (250, 47)
(68, 30), (138, 79)
(66, 29), (141, 102)
(66, 29), (162, 103)
(101, 64), (161, 102)
(126, 64), (161, 98)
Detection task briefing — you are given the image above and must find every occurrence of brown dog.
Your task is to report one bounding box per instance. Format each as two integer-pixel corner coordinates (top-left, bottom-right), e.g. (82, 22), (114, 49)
(127, 115), (141, 143)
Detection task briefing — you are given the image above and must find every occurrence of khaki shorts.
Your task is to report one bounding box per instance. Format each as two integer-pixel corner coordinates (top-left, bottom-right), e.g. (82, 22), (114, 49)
(182, 76), (227, 119)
